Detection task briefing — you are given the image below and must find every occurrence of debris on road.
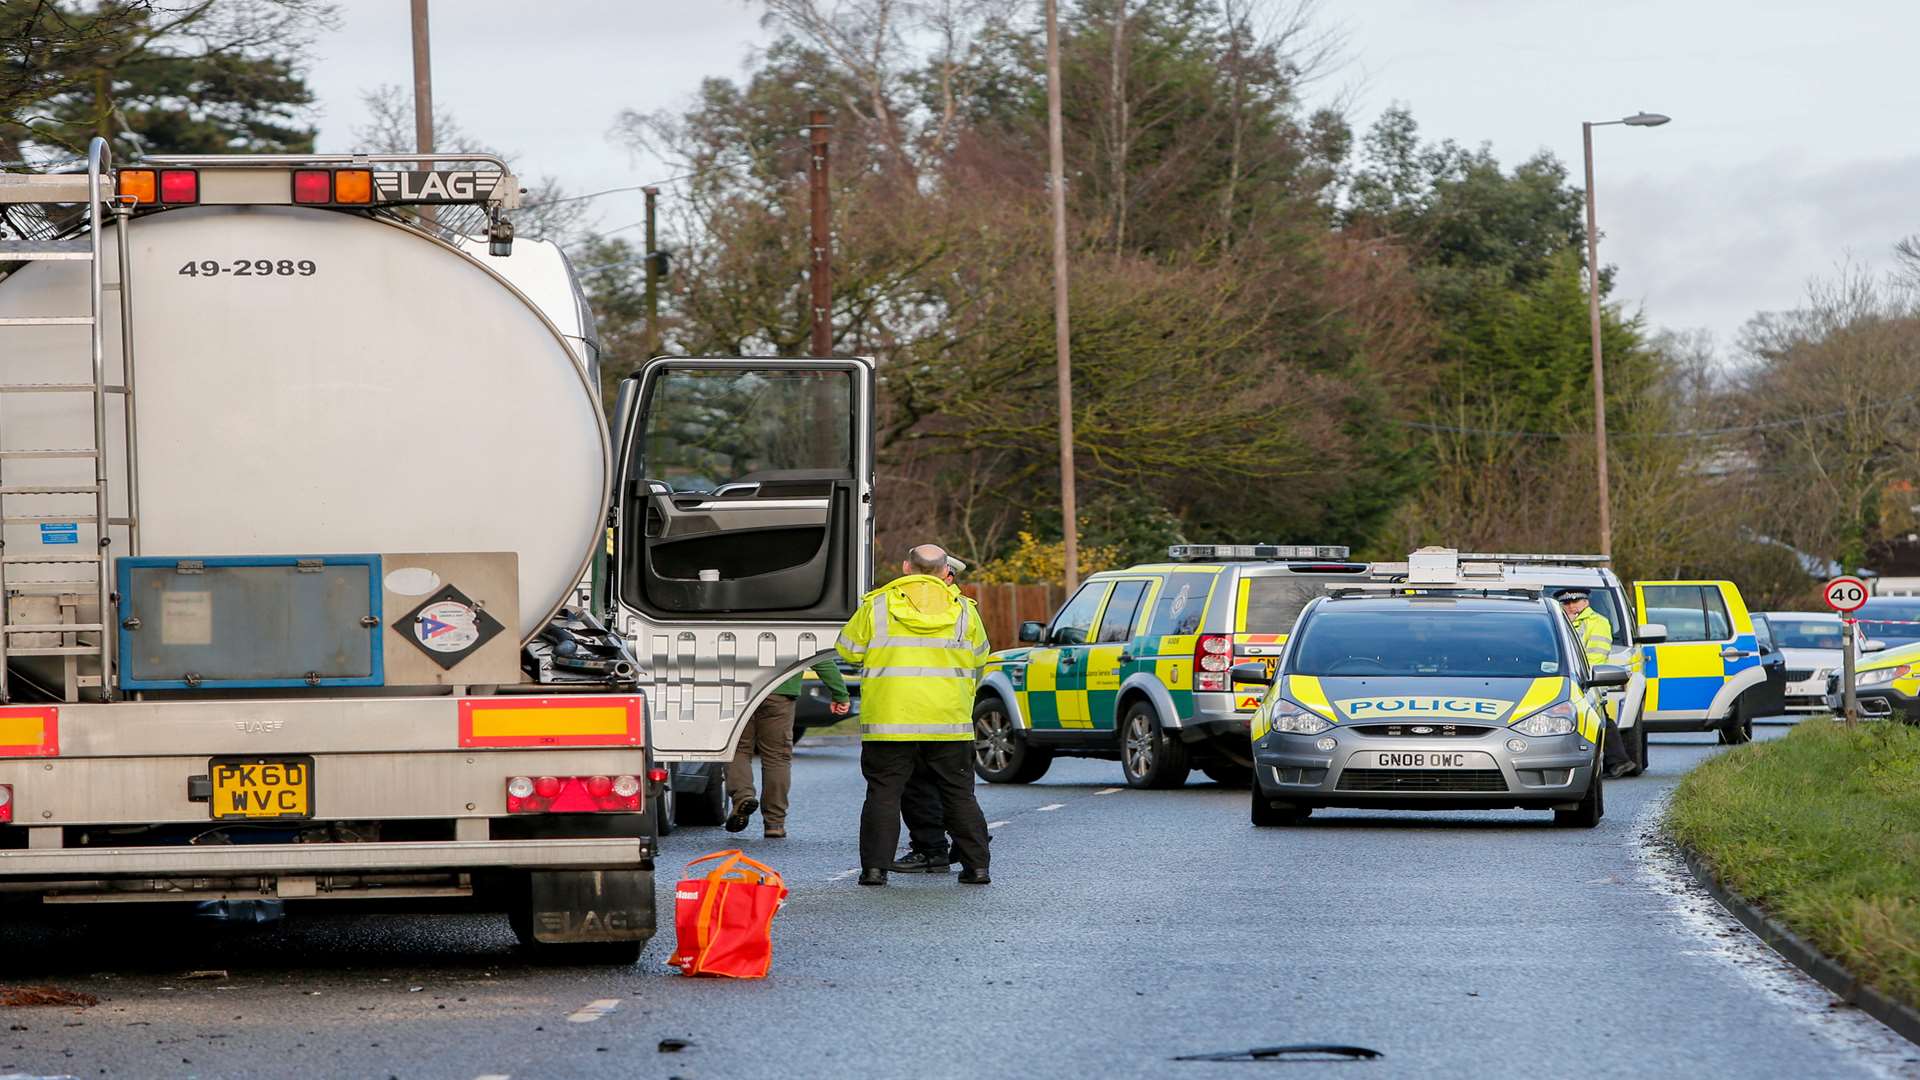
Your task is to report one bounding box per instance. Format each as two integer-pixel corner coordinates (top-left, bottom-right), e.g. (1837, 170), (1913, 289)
(1173, 1043), (1383, 1062)
(0, 986), (99, 1008)
(182, 970), (228, 981)
(658, 1038), (693, 1053)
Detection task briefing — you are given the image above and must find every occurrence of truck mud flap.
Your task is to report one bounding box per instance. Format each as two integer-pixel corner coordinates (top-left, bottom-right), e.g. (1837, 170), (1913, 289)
(526, 869), (656, 944)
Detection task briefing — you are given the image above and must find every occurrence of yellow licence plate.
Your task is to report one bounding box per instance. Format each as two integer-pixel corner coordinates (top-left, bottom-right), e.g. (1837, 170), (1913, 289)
(209, 756), (313, 820)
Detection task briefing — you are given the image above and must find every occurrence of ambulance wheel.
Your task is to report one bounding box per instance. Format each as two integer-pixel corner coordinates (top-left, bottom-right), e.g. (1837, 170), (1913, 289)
(1201, 761), (1253, 788)
(1121, 701), (1190, 789)
(1717, 698), (1754, 745)
(973, 698), (1053, 783)
(1553, 766), (1604, 828)
(1251, 788), (1309, 826)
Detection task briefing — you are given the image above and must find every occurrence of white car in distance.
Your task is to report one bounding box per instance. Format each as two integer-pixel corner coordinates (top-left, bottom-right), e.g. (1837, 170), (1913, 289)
(1756, 611), (1878, 715)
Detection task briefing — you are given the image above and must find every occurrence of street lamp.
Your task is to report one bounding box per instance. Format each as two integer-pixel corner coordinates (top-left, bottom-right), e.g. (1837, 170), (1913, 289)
(1582, 110), (1670, 561)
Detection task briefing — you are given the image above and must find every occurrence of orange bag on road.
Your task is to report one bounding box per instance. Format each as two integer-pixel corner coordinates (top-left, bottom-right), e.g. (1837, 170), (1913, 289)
(669, 849), (788, 978)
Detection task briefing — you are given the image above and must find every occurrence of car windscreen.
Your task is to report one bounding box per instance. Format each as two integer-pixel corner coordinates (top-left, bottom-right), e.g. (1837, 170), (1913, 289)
(1291, 606), (1564, 678)
(1857, 600), (1920, 643)
(1766, 618), (1846, 651)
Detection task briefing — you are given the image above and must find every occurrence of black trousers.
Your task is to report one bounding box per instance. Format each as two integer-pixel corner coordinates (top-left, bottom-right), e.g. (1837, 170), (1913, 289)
(901, 760), (950, 856)
(860, 741), (990, 872)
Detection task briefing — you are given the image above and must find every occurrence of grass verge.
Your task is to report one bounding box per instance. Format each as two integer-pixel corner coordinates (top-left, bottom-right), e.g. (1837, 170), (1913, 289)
(1668, 721), (1920, 1012)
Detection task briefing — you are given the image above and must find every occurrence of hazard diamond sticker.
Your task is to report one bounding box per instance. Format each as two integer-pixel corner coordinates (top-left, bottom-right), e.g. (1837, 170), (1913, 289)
(395, 584), (505, 670)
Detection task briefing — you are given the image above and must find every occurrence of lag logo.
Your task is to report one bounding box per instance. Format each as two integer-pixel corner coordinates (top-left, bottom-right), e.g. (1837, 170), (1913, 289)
(371, 170), (504, 203)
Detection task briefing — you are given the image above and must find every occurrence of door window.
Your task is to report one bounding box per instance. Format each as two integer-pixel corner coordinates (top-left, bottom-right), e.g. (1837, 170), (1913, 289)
(641, 368), (852, 492)
(1752, 615), (1776, 654)
(1144, 572), (1216, 637)
(1239, 577), (1321, 632)
(1641, 584), (1732, 642)
(1049, 583), (1112, 646)
(1095, 580), (1152, 643)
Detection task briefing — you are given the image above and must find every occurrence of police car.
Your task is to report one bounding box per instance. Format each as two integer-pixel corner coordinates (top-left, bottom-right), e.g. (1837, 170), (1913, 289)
(1246, 549), (1625, 827)
(1830, 640), (1920, 722)
(973, 545), (1369, 788)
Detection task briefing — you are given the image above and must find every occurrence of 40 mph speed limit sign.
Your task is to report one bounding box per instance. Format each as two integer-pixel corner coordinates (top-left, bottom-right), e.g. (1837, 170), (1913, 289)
(1824, 575), (1869, 614)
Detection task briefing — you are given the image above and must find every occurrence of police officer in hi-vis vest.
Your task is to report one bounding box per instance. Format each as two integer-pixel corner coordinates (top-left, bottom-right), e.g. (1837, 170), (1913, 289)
(837, 544), (994, 886)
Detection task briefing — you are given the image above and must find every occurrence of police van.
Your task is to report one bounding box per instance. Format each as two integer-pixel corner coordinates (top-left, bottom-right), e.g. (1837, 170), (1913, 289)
(972, 545), (1369, 788)
(1371, 553), (1650, 770)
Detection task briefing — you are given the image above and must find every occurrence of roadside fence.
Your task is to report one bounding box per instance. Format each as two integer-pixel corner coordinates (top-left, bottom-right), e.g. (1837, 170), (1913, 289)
(960, 583), (1066, 652)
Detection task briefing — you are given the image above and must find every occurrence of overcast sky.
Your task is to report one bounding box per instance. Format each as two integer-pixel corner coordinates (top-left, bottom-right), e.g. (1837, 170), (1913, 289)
(304, 0), (1920, 358)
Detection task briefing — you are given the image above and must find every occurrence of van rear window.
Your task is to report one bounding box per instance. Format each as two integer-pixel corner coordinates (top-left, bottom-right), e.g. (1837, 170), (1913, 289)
(1239, 578), (1321, 633)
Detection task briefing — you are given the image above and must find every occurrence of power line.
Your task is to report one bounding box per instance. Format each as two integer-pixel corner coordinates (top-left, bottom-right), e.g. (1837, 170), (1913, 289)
(517, 159), (757, 209)
(1394, 391), (1920, 441)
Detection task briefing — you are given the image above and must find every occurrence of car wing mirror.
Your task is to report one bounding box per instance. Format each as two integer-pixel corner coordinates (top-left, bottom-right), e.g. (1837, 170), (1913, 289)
(1017, 621), (1046, 644)
(1863, 638), (1888, 653)
(1587, 664), (1631, 688)
(1230, 662), (1272, 686)
(1635, 623), (1667, 645)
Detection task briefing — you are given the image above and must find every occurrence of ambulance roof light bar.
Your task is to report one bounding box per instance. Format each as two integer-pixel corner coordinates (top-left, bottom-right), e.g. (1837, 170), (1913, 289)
(1169, 543), (1351, 562)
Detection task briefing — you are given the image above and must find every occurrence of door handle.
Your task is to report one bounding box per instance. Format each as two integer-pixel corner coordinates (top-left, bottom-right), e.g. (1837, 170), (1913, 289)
(1719, 648), (1752, 660)
(1117, 653), (1133, 663)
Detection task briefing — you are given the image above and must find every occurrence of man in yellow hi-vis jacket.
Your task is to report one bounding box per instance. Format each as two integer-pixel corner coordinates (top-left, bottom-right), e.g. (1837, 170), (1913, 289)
(838, 544), (994, 886)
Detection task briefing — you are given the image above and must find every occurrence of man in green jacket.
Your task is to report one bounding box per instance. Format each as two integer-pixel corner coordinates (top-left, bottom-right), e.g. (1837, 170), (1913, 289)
(726, 659), (849, 838)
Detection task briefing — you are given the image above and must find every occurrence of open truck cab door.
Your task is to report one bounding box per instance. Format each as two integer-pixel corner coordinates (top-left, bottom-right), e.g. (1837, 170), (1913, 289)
(611, 357), (875, 761)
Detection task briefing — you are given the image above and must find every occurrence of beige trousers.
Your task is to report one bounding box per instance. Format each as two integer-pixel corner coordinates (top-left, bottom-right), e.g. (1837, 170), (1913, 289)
(726, 694), (796, 827)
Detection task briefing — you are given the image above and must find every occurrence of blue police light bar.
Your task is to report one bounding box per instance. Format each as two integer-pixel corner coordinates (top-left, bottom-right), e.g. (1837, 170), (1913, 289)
(1169, 544), (1352, 562)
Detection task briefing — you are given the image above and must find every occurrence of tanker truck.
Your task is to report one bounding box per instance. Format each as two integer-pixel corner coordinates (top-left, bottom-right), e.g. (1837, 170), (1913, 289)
(0, 140), (873, 962)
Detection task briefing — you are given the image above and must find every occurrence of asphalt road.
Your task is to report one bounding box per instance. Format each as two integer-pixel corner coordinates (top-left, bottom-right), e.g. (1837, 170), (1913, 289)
(1, 722), (1915, 1080)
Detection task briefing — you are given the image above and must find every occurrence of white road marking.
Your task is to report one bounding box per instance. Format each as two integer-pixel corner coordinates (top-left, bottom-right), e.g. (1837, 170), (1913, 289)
(1630, 795), (1916, 1079)
(987, 820), (1010, 830)
(829, 868), (860, 881)
(473, 1075), (511, 1080)
(1094, 787), (1122, 795)
(1037, 803), (1065, 811)
(566, 999), (621, 1024)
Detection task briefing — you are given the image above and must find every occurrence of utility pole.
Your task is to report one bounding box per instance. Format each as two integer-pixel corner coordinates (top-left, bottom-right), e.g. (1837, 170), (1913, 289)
(409, 0), (436, 227)
(807, 109), (833, 358)
(1045, 0), (1079, 589)
(642, 186), (660, 358)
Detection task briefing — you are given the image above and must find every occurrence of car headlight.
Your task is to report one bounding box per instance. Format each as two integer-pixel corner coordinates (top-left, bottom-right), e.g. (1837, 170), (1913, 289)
(1512, 700), (1576, 737)
(1270, 698), (1333, 735)
(1857, 664), (1909, 688)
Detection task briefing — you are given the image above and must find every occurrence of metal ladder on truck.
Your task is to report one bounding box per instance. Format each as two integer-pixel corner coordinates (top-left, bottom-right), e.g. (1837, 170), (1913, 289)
(0, 137), (141, 703)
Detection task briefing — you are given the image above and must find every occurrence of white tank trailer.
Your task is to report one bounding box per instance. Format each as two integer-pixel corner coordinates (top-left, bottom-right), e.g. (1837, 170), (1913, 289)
(0, 144), (655, 959)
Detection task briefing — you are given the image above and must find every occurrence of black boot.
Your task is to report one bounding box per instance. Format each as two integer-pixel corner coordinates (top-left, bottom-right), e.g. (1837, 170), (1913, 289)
(858, 868), (888, 887)
(889, 850), (953, 874)
(957, 866), (991, 885)
(724, 795), (758, 834)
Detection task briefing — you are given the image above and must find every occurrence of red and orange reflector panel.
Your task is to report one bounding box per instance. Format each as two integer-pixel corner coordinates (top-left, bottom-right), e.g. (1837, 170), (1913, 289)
(116, 169), (197, 205)
(291, 168), (373, 206)
(505, 774), (642, 814)
(459, 696), (642, 749)
(0, 707), (58, 758)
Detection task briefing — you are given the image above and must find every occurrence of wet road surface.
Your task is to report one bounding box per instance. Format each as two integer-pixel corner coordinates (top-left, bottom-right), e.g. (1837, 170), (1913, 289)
(1, 722), (1915, 1079)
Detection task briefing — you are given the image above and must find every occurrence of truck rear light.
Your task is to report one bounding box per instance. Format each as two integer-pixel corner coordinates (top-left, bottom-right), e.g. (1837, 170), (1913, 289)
(291, 170), (332, 204)
(118, 169), (156, 204)
(1195, 634), (1232, 691)
(506, 775), (642, 814)
(0, 784), (10, 824)
(333, 169), (373, 204)
(647, 767), (669, 785)
(158, 169), (198, 204)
